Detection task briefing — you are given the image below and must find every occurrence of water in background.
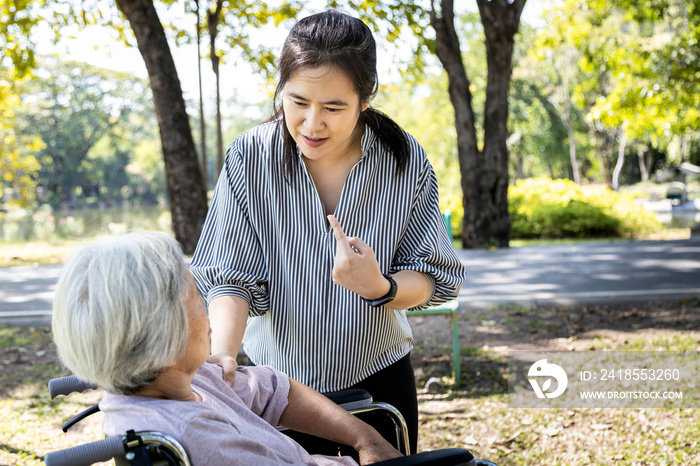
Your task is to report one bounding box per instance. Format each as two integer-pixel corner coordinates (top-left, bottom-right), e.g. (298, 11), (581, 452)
(0, 205), (171, 242)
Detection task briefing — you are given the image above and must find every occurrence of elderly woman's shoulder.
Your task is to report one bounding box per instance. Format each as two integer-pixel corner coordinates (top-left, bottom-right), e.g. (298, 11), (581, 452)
(196, 362), (230, 383)
(194, 363), (289, 399)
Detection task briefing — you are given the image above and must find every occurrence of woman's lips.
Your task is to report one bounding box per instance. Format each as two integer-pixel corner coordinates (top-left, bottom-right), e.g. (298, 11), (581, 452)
(303, 135), (328, 148)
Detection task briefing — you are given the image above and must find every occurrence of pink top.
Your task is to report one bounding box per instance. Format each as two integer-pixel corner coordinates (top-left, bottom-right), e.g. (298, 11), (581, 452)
(100, 363), (357, 465)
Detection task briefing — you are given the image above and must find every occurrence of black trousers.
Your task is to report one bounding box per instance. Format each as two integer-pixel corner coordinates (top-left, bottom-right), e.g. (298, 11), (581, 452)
(263, 353), (419, 458)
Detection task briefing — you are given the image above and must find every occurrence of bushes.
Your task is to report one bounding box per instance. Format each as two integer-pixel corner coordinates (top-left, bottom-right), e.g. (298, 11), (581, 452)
(509, 178), (663, 239)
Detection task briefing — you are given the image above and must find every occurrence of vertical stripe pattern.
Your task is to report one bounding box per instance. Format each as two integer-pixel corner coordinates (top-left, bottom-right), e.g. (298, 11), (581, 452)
(190, 121), (467, 392)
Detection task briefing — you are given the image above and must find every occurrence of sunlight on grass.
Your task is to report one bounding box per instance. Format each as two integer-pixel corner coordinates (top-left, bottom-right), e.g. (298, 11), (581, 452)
(509, 227), (690, 248)
(417, 331), (700, 465)
(2, 315), (699, 464)
(0, 384), (105, 466)
(0, 240), (86, 267)
(1, 227), (692, 268)
(589, 333), (700, 351)
(1, 327), (106, 465)
(418, 400), (699, 465)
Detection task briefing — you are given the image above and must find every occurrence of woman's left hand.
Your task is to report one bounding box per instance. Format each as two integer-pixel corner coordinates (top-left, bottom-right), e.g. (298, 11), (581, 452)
(327, 215), (390, 300)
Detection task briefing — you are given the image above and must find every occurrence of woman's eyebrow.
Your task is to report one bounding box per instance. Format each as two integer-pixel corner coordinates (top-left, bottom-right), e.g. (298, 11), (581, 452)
(287, 92), (348, 106)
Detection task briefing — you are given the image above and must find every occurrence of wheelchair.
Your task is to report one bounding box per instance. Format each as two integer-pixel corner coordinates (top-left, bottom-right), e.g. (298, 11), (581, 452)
(45, 375), (497, 466)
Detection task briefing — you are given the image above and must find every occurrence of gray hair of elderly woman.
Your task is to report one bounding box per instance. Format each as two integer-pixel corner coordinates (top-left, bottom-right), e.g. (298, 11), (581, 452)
(52, 232), (190, 395)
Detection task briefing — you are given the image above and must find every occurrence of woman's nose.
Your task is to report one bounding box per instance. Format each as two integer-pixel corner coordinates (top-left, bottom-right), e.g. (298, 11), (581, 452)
(304, 108), (324, 131)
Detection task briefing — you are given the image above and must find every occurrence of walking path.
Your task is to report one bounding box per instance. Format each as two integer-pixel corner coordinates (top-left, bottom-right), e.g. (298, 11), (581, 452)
(455, 237), (700, 308)
(1, 238), (699, 327)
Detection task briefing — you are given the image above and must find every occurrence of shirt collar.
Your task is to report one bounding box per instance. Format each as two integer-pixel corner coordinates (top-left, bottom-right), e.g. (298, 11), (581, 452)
(359, 122), (377, 159)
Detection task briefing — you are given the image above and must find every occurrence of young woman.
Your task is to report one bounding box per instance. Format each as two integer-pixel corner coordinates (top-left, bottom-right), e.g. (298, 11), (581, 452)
(189, 11), (467, 454)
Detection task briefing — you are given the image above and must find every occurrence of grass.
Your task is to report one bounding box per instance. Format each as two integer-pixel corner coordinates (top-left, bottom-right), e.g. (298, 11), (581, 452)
(0, 227), (692, 268)
(414, 332), (699, 465)
(588, 333), (700, 351)
(2, 303), (697, 466)
(0, 240), (87, 267)
(0, 326), (106, 466)
(448, 227), (690, 250)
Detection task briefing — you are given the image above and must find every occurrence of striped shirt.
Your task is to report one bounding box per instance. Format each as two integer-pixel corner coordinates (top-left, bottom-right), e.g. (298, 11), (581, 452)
(190, 121), (466, 393)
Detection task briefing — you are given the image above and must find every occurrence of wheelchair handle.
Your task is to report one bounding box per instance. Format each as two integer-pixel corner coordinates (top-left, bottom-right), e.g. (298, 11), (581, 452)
(49, 375), (98, 399)
(44, 435), (124, 466)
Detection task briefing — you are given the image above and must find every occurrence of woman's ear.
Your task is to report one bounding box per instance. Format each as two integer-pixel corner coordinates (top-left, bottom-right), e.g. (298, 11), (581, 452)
(361, 100), (369, 112)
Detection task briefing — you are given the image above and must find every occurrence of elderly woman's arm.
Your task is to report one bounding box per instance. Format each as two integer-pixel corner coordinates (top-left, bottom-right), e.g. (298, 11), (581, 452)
(279, 378), (402, 465)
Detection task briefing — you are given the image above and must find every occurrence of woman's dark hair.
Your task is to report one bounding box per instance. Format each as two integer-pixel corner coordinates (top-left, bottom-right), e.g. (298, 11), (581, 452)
(269, 11), (409, 182)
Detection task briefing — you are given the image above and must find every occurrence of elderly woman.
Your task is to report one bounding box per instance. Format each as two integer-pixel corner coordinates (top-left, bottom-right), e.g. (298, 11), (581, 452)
(51, 233), (401, 465)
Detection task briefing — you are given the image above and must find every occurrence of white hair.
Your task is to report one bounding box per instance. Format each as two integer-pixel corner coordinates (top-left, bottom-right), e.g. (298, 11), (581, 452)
(52, 232), (190, 395)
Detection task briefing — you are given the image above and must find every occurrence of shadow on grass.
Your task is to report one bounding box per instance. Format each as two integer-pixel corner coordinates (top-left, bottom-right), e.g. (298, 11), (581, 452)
(0, 443), (43, 460)
(411, 346), (508, 400)
(0, 326), (68, 398)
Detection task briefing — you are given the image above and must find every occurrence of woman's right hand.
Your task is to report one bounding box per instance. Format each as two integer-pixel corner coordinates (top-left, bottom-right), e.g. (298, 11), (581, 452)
(206, 295), (250, 386)
(207, 352), (239, 385)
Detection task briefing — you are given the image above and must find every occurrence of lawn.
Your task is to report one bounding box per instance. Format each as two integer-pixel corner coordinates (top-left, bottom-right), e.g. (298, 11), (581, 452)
(1, 299), (698, 465)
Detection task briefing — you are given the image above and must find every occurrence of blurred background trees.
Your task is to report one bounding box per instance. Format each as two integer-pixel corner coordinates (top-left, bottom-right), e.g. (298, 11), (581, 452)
(1, 0), (698, 249)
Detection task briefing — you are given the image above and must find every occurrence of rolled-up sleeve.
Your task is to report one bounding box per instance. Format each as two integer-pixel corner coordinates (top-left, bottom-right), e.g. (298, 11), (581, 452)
(392, 155), (467, 312)
(189, 142), (271, 316)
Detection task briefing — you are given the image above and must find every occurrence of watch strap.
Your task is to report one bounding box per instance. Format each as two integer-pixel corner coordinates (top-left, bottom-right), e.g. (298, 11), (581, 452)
(362, 273), (397, 307)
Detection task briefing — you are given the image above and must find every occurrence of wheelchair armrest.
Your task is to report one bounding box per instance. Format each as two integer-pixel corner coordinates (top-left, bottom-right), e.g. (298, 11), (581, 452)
(49, 375), (99, 399)
(62, 404), (101, 433)
(373, 448), (477, 466)
(322, 389), (373, 411)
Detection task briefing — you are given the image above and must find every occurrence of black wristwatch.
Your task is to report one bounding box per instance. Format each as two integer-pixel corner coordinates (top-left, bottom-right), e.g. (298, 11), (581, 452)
(362, 274), (397, 307)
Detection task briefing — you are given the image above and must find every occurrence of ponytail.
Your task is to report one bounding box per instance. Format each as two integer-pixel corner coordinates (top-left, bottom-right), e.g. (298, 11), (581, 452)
(360, 108), (409, 176)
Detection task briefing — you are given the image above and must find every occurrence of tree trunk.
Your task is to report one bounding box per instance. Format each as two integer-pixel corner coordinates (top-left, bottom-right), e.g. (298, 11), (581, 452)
(646, 143), (654, 180)
(611, 126), (627, 191)
(547, 94), (580, 184)
(637, 143), (649, 182)
(208, 0), (224, 181)
(680, 134), (688, 184)
(590, 124), (613, 188)
(115, 0), (208, 254)
(473, 0), (525, 247)
(195, 0), (208, 192)
(514, 152), (525, 180)
(430, 0), (523, 248)
(563, 105), (580, 184)
(561, 49), (581, 184)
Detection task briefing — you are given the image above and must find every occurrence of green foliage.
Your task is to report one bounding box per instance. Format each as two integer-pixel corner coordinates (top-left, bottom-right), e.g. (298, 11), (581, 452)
(509, 178), (663, 239)
(374, 77), (464, 236)
(0, 0), (41, 79)
(173, 0), (303, 80)
(13, 58), (163, 208)
(0, 74), (43, 208)
(540, 0), (699, 151)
